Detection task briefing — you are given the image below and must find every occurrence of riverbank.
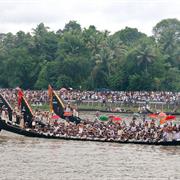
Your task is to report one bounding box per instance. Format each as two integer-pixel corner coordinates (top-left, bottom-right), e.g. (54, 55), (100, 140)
(32, 102), (180, 115)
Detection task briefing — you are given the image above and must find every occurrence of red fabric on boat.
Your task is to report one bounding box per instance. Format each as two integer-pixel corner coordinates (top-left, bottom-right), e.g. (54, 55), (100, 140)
(165, 115), (176, 121)
(18, 88), (24, 108)
(148, 114), (158, 118)
(52, 115), (60, 119)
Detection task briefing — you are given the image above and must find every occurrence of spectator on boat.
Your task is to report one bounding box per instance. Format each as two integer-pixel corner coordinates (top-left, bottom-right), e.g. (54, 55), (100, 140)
(95, 111), (100, 121)
(1, 106), (5, 119)
(78, 123), (84, 135)
(32, 119), (36, 129)
(12, 111), (17, 124)
(166, 122), (173, 141)
(19, 114), (25, 128)
(72, 105), (79, 117)
(63, 102), (73, 120)
(1, 106), (9, 122)
(174, 125), (180, 140)
(150, 119), (155, 128)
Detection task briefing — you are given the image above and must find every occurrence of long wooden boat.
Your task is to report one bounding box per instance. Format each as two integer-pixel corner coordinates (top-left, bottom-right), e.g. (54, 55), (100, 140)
(1, 118), (180, 146)
(1, 92), (180, 146)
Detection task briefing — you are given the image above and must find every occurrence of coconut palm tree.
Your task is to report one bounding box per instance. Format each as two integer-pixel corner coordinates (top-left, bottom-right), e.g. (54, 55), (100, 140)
(136, 45), (156, 73)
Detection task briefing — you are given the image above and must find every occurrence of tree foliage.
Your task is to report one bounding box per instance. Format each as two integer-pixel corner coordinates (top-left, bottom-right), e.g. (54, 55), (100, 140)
(0, 19), (179, 91)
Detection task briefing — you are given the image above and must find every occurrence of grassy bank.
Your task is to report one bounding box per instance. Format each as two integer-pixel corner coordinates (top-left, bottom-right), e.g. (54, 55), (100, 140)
(31, 102), (180, 114)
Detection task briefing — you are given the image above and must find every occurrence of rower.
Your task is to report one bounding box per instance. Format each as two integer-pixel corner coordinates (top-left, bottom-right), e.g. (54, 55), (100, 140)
(1, 105), (8, 123)
(73, 106), (79, 117)
(19, 112), (25, 128)
(32, 117), (36, 129)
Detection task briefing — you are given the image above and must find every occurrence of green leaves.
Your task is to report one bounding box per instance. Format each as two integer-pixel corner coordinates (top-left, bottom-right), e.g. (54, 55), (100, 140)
(0, 19), (179, 91)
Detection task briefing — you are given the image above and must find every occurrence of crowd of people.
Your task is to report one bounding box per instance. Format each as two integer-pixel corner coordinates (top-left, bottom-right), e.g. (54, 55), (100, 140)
(0, 88), (180, 107)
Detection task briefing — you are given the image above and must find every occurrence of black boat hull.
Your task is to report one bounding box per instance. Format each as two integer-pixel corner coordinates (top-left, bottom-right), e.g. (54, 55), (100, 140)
(0, 119), (180, 146)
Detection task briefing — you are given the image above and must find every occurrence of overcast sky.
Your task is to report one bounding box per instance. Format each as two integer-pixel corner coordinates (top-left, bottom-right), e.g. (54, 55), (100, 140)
(0, 0), (179, 35)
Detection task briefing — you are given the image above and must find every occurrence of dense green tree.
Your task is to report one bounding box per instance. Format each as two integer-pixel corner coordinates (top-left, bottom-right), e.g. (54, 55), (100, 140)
(32, 23), (58, 61)
(162, 67), (180, 91)
(153, 18), (180, 69)
(112, 27), (146, 46)
(63, 21), (81, 32)
(136, 43), (156, 73)
(83, 26), (104, 56)
(153, 19), (180, 44)
(0, 19), (179, 91)
(56, 75), (74, 88)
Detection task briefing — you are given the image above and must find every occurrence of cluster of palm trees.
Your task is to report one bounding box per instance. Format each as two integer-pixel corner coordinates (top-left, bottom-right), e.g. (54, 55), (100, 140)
(0, 18), (179, 91)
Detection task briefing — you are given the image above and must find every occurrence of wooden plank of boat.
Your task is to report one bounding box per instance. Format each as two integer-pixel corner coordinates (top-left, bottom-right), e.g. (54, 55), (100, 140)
(1, 119), (180, 146)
